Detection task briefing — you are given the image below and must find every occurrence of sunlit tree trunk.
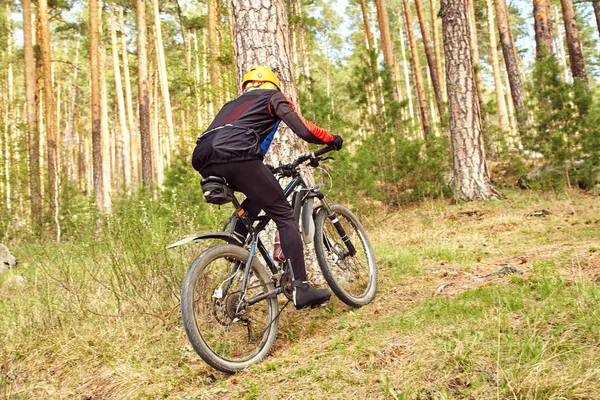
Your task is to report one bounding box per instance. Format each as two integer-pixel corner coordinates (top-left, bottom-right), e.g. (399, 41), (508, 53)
(137, 0), (153, 189)
(402, 0), (430, 139)
(430, 0), (446, 102)
(110, 2), (131, 190)
(553, 5), (570, 82)
(119, 5), (138, 185)
(208, 0), (220, 116)
(414, 0), (444, 116)
(398, 16), (415, 122)
(533, 0), (554, 57)
(23, 0), (42, 229)
(360, 0), (383, 119)
(593, 2), (600, 40)
(90, 0), (104, 212)
(152, 0), (175, 164)
(193, 31), (203, 129)
(485, 0), (511, 140)
(441, 0), (501, 201)
(467, 0), (485, 112)
(494, 0), (527, 131)
(560, 0), (588, 89)
(2, 12), (11, 212)
(374, 0), (402, 101)
(98, 4), (112, 209)
(38, 0), (60, 239)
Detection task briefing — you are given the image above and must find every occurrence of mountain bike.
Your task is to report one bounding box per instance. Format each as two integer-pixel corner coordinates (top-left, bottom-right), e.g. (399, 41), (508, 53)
(168, 145), (377, 373)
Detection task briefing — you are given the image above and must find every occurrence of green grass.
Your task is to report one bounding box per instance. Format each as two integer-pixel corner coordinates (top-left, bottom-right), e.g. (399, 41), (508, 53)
(1, 189), (600, 399)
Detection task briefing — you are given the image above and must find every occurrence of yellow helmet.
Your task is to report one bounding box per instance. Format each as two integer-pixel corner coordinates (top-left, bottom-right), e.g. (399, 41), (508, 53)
(242, 66), (281, 91)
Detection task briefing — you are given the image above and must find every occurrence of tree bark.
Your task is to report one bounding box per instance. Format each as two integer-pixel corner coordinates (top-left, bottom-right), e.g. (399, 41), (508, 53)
(38, 0), (60, 239)
(560, 0), (588, 89)
(152, 0), (175, 165)
(485, 0), (511, 137)
(374, 0), (402, 101)
(414, 0), (445, 116)
(402, 0), (430, 140)
(593, 2), (600, 40)
(359, 0), (383, 119)
(467, 0), (485, 113)
(22, 0), (42, 229)
(533, 0), (554, 57)
(208, 0), (220, 116)
(90, 0), (104, 212)
(430, 0), (446, 102)
(440, 0), (502, 201)
(110, 2), (131, 190)
(398, 14), (415, 122)
(230, 0), (302, 165)
(99, 4), (112, 211)
(494, 0), (528, 130)
(553, 5), (570, 82)
(137, 0), (153, 189)
(119, 5), (139, 185)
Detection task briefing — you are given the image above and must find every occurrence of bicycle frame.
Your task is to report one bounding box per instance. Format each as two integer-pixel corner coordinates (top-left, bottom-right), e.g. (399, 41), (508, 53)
(170, 146), (357, 308)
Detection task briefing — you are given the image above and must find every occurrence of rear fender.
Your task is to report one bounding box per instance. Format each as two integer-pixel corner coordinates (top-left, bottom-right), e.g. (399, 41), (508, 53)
(166, 232), (243, 249)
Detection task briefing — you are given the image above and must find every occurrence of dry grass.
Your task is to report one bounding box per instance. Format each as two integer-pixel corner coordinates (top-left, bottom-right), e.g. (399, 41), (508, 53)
(2, 189), (600, 399)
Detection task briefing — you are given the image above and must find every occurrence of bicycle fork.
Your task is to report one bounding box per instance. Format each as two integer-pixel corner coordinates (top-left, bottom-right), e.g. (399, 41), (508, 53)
(319, 200), (357, 257)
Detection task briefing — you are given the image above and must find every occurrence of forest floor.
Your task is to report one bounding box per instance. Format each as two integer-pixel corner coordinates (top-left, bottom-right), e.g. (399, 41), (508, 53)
(2, 189), (600, 399)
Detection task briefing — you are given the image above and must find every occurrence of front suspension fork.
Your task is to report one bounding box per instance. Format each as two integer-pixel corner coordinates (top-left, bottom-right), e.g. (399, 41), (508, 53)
(320, 201), (356, 257)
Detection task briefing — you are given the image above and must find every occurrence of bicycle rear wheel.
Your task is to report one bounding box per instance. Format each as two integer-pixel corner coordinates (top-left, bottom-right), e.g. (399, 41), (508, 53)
(181, 244), (278, 373)
(314, 204), (377, 306)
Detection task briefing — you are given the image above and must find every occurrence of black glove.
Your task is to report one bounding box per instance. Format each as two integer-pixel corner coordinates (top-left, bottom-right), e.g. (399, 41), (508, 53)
(330, 135), (343, 150)
(264, 163), (275, 172)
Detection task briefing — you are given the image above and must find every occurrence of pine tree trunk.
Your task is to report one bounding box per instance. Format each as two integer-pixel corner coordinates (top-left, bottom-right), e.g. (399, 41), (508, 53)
(402, 0), (430, 140)
(440, 0), (502, 201)
(430, 0), (446, 102)
(230, 0), (304, 163)
(560, 0), (588, 89)
(193, 31), (203, 129)
(414, 0), (445, 116)
(152, 0), (175, 165)
(119, 5), (139, 185)
(398, 16), (416, 122)
(38, 0), (60, 239)
(359, 0), (383, 119)
(208, 0), (220, 115)
(137, 0), (153, 189)
(23, 0), (42, 229)
(374, 0), (402, 101)
(553, 5), (570, 82)
(533, 0), (554, 57)
(485, 0), (511, 138)
(110, 2), (131, 190)
(494, 0), (527, 130)
(467, 0), (486, 112)
(90, 0), (104, 211)
(593, 2), (600, 40)
(99, 4), (112, 210)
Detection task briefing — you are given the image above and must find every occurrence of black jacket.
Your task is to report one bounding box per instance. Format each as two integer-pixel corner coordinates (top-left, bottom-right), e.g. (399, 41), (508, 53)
(192, 89), (333, 172)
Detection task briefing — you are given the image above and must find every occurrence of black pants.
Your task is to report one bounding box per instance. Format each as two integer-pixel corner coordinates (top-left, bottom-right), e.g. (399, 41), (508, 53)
(200, 160), (307, 281)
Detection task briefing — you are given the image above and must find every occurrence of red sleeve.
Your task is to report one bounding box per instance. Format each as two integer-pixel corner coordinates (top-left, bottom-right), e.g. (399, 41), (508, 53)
(269, 92), (334, 144)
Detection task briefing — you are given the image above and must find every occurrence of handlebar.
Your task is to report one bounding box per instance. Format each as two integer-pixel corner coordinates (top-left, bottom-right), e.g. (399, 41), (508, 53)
(272, 145), (337, 176)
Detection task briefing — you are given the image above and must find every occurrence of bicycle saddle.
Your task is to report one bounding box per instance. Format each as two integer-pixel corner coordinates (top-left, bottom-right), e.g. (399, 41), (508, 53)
(201, 176), (228, 185)
(201, 176), (234, 205)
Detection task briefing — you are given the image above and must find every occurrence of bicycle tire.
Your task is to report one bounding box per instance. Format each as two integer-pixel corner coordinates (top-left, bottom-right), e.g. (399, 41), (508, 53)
(314, 204), (377, 306)
(181, 244), (278, 373)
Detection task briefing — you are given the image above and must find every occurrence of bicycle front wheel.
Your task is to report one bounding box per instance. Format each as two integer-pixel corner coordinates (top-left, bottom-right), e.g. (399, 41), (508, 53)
(314, 204), (377, 306)
(181, 244), (278, 373)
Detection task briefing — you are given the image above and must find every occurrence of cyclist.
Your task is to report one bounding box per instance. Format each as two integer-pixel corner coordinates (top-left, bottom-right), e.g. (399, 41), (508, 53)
(192, 66), (343, 310)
